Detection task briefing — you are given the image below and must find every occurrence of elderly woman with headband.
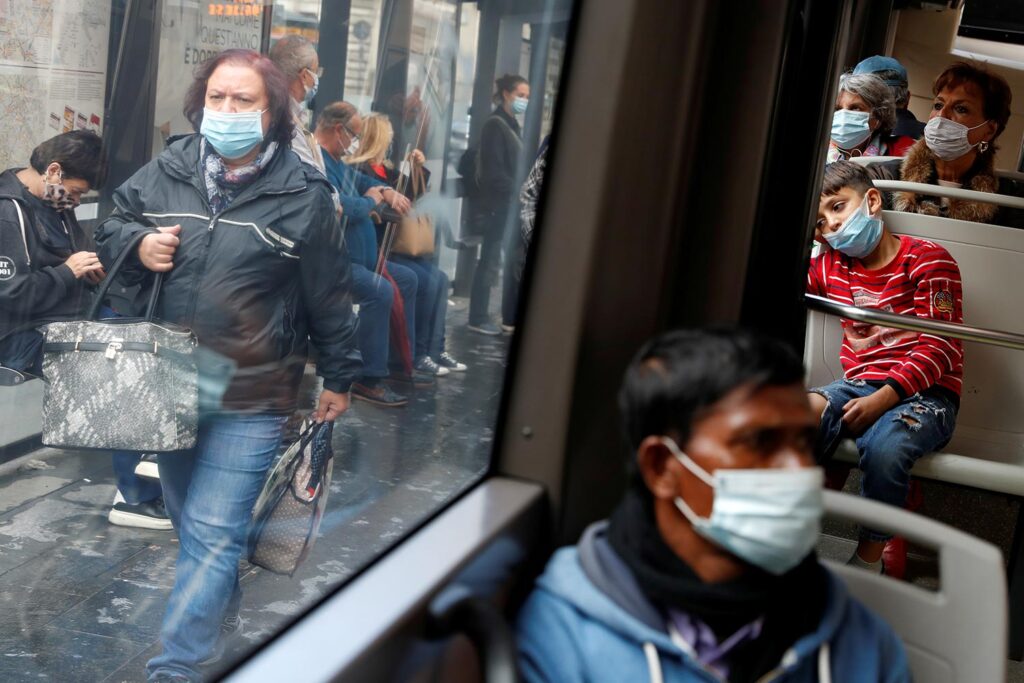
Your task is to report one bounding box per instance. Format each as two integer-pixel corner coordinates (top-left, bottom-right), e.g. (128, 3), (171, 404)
(828, 72), (912, 163)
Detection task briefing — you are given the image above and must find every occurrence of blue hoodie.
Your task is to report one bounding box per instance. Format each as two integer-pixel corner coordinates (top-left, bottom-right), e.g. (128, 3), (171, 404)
(517, 522), (910, 683)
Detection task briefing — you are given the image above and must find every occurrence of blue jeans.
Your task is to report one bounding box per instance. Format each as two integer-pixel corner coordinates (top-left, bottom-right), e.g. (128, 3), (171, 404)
(812, 379), (957, 541)
(350, 264), (395, 379)
(146, 413), (286, 682)
(391, 254), (449, 359)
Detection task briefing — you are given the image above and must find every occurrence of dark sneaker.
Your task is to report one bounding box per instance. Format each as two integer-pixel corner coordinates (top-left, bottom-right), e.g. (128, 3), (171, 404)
(134, 454), (159, 480)
(467, 322), (502, 336)
(415, 356), (449, 376)
(108, 492), (173, 531)
(435, 352), (467, 372)
(352, 382), (409, 407)
(200, 614), (244, 667)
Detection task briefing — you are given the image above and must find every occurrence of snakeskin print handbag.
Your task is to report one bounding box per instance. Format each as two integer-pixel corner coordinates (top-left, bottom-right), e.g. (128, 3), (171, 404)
(249, 420), (335, 576)
(38, 231), (198, 451)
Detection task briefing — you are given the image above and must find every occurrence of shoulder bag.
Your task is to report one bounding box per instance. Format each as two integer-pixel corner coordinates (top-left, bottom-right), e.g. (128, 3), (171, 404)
(391, 165), (435, 258)
(38, 230), (198, 451)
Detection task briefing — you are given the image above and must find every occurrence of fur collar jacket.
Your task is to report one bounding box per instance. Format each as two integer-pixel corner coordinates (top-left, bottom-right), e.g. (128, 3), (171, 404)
(893, 139), (999, 224)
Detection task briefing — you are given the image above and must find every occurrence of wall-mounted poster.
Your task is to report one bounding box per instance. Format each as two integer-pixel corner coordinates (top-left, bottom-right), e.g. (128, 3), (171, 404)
(0, 0), (111, 170)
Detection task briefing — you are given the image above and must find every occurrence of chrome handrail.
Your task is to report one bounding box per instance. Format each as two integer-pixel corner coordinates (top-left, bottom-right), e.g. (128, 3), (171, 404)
(804, 294), (1024, 352)
(871, 179), (1024, 211)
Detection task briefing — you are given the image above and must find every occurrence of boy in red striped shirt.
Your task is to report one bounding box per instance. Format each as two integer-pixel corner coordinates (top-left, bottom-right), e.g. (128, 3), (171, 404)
(808, 161), (962, 574)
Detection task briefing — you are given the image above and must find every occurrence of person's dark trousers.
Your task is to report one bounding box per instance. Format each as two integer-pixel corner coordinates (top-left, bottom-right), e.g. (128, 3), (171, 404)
(501, 222), (522, 327)
(390, 254), (447, 359)
(350, 264), (395, 379)
(0, 330), (43, 374)
(112, 452), (162, 505)
(469, 211), (505, 325)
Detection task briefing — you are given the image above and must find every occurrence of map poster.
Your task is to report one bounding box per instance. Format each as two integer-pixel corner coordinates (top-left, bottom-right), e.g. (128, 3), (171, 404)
(153, 0), (266, 155)
(0, 0), (112, 172)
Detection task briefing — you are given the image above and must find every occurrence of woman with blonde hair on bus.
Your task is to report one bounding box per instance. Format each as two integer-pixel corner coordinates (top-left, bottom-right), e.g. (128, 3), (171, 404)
(874, 62), (1017, 226)
(827, 72), (908, 163)
(95, 48), (359, 682)
(349, 113), (467, 376)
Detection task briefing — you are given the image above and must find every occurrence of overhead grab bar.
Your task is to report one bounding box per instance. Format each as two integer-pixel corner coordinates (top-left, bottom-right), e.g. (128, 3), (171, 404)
(804, 294), (1024, 352)
(871, 179), (1024, 211)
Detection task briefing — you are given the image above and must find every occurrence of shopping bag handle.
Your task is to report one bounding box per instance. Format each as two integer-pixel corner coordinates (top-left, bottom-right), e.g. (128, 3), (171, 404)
(86, 230), (162, 322)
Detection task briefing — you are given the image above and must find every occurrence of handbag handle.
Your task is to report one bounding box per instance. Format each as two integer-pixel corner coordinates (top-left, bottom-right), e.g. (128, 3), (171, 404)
(86, 230), (162, 321)
(409, 160), (427, 199)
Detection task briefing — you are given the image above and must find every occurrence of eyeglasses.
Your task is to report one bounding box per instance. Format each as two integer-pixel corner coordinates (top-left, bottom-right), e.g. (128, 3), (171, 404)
(308, 66), (324, 78)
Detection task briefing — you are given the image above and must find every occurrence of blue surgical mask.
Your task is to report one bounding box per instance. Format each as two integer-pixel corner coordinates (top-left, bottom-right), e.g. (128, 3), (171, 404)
(304, 70), (319, 105)
(831, 109), (872, 149)
(200, 108), (265, 160)
(662, 437), (823, 575)
(824, 196), (883, 258)
(512, 97), (528, 115)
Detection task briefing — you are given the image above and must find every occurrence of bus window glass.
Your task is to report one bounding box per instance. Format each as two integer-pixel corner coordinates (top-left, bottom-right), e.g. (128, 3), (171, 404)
(0, 0), (572, 679)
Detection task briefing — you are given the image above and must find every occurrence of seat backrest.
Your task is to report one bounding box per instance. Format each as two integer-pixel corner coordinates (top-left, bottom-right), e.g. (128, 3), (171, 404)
(805, 210), (1024, 468)
(823, 490), (1006, 683)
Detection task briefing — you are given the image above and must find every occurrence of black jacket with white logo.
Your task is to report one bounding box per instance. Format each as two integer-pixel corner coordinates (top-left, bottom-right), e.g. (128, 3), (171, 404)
(95, 134), (361, 413)
(0, 168), (93, 339)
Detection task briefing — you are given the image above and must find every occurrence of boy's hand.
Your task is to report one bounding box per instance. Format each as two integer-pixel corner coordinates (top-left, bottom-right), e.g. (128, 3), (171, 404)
(842, 385), (900, 436)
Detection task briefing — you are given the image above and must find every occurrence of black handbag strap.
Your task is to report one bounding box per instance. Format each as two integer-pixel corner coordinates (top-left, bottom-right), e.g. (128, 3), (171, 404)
(86, 230), (161, 321)
(43, 340), (193, 364)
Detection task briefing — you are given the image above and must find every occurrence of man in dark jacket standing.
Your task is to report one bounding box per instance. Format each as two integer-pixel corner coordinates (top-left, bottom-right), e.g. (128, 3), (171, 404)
(0, 130), (105, 373)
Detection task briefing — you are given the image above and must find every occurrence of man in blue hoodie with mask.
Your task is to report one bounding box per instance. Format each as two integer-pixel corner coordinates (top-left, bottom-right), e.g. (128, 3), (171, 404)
(516, 329), (910, 682)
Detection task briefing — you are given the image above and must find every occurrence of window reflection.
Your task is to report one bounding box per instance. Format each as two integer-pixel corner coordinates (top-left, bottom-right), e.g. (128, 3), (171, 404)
(0, 0), (571, 679)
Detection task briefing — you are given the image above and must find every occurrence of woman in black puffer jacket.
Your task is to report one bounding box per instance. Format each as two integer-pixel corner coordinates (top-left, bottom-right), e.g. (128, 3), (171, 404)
(94, 49), (359, 682)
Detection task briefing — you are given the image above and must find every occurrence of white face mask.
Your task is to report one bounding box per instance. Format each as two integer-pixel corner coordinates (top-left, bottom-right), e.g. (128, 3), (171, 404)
(923, 116), (991, 161)
(662, 437), (824, 575)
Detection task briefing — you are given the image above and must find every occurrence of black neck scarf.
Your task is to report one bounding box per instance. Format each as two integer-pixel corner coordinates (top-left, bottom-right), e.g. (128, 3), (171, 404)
(607, 488), (829, 682)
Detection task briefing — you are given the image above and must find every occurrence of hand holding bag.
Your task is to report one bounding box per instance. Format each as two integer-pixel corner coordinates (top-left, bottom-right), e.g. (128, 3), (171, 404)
(38, 230), (198, 451)
(248, 420), (335, 576)
(391, 164), (435, 257)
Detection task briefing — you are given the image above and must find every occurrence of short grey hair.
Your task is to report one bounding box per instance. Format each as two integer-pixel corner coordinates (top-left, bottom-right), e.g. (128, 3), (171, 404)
(838, 72), (897, 137)
(872, 68), (911, 109)
(315, 101), (358, 132)
(269, 35), (317, 82)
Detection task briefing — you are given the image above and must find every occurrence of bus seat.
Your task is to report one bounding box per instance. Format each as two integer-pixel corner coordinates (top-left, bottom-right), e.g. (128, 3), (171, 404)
(0, 381), (44, 451)
(804, 210), (1024, 496)
(822, 490), (1006, 683)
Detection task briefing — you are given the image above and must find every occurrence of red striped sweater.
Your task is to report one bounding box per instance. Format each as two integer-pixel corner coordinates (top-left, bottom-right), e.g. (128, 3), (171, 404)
(807, 235), (964, 398)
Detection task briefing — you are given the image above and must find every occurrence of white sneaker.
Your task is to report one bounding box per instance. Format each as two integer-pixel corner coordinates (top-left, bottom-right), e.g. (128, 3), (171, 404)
(109, 491), (173, 531)
(134, 454), (160, 480)
(416, 356), (450, 376)
(435, 352), (467, 372)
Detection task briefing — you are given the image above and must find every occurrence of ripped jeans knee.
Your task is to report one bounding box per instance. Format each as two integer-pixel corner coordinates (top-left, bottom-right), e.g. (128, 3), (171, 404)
(856, 392), (956, 514)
